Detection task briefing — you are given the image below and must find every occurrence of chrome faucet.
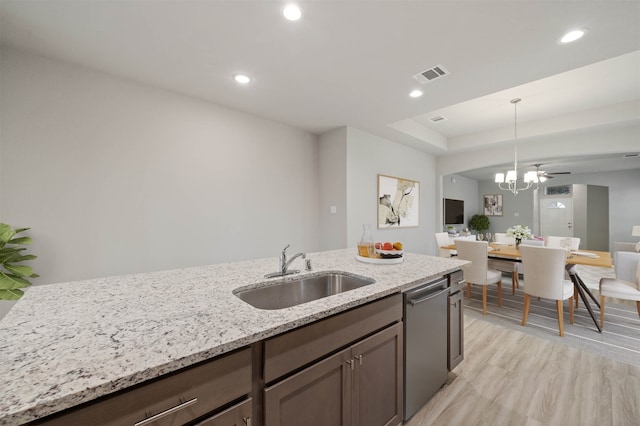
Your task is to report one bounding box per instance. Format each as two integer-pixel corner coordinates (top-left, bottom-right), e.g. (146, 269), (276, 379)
(265, 244), (307, 278)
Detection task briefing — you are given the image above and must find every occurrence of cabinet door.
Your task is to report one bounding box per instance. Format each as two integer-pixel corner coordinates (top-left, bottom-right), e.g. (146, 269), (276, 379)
(351, 322), (403, 426)
(448, 290), (464, 370)
(264, 347), (352, 426)
(194, 398), (252, 426)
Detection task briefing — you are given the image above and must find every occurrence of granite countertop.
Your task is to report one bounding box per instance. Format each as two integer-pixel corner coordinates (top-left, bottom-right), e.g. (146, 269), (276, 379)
(0, 248), (466, 424)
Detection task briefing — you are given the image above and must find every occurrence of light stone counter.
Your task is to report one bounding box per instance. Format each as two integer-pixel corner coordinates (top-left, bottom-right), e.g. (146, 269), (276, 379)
(0, 248), (466, 424)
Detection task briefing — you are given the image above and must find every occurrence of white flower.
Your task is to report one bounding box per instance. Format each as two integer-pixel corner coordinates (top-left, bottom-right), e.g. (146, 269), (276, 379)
(506, 225), (533, 240)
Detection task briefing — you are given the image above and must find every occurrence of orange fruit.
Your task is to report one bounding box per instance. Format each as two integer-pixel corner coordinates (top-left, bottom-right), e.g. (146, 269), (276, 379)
(382, 242), (393, 250)
(393, 242), (403, 250)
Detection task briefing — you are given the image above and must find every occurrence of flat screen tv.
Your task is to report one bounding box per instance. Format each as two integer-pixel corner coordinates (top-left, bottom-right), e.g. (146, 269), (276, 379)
(444, 198), (464, 224)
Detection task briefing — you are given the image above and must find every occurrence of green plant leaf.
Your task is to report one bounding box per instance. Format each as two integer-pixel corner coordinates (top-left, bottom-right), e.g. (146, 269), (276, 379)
(0, 272), (31, 289)
(5, 264), (33, 277)
(0, 223), (16, 244)
(8, 237), (32, 245)
(0, 288), (24, 300)
(0, 249), (26, 264)
(11, 254), (37, 262)
(13, 227), (30, 234)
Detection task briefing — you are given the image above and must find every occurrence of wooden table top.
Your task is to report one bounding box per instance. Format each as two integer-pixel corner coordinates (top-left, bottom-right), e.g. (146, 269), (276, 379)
(442, 243), (612, 268)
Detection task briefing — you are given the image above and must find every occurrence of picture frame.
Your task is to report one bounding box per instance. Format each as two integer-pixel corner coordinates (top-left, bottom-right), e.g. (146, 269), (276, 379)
(483, 194), (503, 216)
(378, 174), (419, 228)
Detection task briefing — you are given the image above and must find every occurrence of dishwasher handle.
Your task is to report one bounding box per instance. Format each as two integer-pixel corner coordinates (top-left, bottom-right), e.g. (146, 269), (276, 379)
(408, 286), (449, 306)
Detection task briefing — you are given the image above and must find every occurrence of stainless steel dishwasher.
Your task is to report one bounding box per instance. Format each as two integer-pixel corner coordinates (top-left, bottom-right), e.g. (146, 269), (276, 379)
(403, 277), (449, 421)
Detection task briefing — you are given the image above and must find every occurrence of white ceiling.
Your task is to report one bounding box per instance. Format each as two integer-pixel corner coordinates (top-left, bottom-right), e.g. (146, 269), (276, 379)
(1, 1), (639, 178)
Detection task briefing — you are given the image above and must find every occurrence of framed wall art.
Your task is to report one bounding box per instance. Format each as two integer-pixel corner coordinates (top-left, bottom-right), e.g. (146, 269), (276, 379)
(483, 194), (503, 216)
(378, 174), (419, 228)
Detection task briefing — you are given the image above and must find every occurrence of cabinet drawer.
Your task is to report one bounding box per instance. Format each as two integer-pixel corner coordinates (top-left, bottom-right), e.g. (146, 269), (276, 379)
(194, 398), (252, 426)
(264, 293), (402, 383)
(36, 347), (252, 426)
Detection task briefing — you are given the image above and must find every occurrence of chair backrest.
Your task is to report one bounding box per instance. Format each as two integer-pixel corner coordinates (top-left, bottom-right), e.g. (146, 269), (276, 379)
(519, 245), (568, 299)
(545, 236), (580, 251)
(494, 232), (515, 245)
(614, 242), (637, 253)
(614, 251), (640, 287)
(455, 240), (489, 284)
(434, 232), (453, 258)
(520, 239), (544, 247)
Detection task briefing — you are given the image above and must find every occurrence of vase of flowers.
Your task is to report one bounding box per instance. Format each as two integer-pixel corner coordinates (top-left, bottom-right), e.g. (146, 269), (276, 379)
(506, 225), (532, 247)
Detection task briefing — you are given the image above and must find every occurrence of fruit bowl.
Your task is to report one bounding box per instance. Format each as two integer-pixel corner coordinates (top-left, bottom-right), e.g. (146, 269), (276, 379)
(375, 248), (403, 259)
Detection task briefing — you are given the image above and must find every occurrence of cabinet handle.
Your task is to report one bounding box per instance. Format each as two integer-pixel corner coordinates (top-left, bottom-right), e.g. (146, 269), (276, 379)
(355, 354), (363, 365)
(243, 417), (251, 426)
(134, 398), (198, 426)
(456, 280), (465, 286)
(346, 359), (355, 370)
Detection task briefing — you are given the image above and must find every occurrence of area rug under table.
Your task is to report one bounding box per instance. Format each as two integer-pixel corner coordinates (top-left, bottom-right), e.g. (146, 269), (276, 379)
(463, 276), (640, 369)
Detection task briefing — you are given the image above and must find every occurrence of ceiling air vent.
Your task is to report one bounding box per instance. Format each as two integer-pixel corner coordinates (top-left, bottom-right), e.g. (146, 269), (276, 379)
(412, 64), (450, 84)
(623, 153), (639, 158)
(429, 116), (447, 123)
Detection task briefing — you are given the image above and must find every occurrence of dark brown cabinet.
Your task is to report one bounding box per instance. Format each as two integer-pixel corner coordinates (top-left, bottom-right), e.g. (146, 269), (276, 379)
(264, 322), (403, 426)
(36, 347), (252, 426)
(194, 398), (252, 426)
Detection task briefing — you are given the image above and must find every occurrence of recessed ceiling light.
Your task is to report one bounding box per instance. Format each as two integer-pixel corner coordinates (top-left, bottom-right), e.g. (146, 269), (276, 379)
(233, 74), (251, 84)
(560, 29), (587, 44)
(283, 4), (303, 21)
(409, 90), (423, 98)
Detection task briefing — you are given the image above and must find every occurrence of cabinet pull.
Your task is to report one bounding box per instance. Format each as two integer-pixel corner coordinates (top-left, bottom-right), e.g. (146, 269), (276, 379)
(134, 398), (198, 426)
(243, 417), (251, 426)
(346, 359), (355, 370)
(456, 280), (465, 286)
(355, 354), (363, 365)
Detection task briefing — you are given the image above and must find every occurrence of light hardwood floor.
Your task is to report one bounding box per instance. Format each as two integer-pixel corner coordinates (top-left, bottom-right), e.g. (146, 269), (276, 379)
(406, 315), (640, 426)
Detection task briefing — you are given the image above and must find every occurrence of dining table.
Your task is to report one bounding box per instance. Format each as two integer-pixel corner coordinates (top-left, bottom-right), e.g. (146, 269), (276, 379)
(441, 242), (612, 332)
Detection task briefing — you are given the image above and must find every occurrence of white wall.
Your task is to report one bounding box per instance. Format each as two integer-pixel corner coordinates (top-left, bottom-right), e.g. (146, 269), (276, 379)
(346, 127), (437, 255)
(0, 48), (320, 285)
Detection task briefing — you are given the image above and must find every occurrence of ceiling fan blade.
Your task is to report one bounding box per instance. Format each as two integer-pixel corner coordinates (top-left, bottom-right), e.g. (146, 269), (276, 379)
(546, 171), (571, 175)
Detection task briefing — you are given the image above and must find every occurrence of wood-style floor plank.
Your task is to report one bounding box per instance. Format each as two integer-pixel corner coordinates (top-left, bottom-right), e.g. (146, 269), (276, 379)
(405, 315), (640, 426)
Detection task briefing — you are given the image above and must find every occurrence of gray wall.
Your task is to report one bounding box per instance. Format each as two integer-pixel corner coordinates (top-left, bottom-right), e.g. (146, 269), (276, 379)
(476, 180), (536, 234)
(346, 127), (437, 256)
(442, 174), (479, 233)
(318, 128), (348, 250)
(0, 48), (321, 285)
(446, 169), (639, 251)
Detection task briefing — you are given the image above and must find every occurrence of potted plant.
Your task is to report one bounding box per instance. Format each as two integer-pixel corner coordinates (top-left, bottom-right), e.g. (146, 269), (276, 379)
(0, 223), (38, 300)
(469, 214), (490, 235)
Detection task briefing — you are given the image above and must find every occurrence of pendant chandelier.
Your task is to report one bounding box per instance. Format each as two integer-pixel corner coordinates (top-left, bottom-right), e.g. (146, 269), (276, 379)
(494, 98), (537, 195)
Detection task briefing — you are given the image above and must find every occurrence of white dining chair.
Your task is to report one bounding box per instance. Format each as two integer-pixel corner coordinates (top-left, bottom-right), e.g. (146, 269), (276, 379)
(435, 232), (456, 258)
(494, 232), (516, 245)
(455, 240), (502, 314)
(599, 251), (640, 329)
(614, 242), (638, 253)
(545, 236), (581, 251)
(520, 245), (575, 336)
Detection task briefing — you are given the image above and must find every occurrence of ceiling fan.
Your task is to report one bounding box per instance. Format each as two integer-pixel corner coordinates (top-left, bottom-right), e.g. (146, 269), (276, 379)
(532, 163), (571, 181)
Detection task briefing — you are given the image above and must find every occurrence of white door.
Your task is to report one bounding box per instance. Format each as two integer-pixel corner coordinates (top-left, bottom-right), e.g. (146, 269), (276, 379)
(540, 197), (573, 237)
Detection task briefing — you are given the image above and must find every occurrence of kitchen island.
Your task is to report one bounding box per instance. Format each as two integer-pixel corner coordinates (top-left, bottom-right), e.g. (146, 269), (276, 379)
(0, 248), (466, 425)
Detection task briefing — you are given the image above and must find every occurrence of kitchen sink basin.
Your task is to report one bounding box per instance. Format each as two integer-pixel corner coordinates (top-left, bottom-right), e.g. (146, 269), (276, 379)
(234, 272), (375, 310)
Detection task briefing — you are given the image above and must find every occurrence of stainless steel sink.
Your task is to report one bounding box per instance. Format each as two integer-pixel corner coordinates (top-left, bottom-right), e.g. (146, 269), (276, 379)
(234, 272), (375, 310)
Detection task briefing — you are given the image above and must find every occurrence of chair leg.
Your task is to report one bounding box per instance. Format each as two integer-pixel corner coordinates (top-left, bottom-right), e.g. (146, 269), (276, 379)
(482, 286), (487, 315)
(636, 301), (640, 318)
(467, 282), (471, 298)
(574, 288), (579, 309)
(497, 281), (502, 307)
(557, 300), (564, 336)
(522, 294), (530, 326)
(511, 271), (516, 295)
(569, 296), (574, 324)
(600, 295), (606, 329)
